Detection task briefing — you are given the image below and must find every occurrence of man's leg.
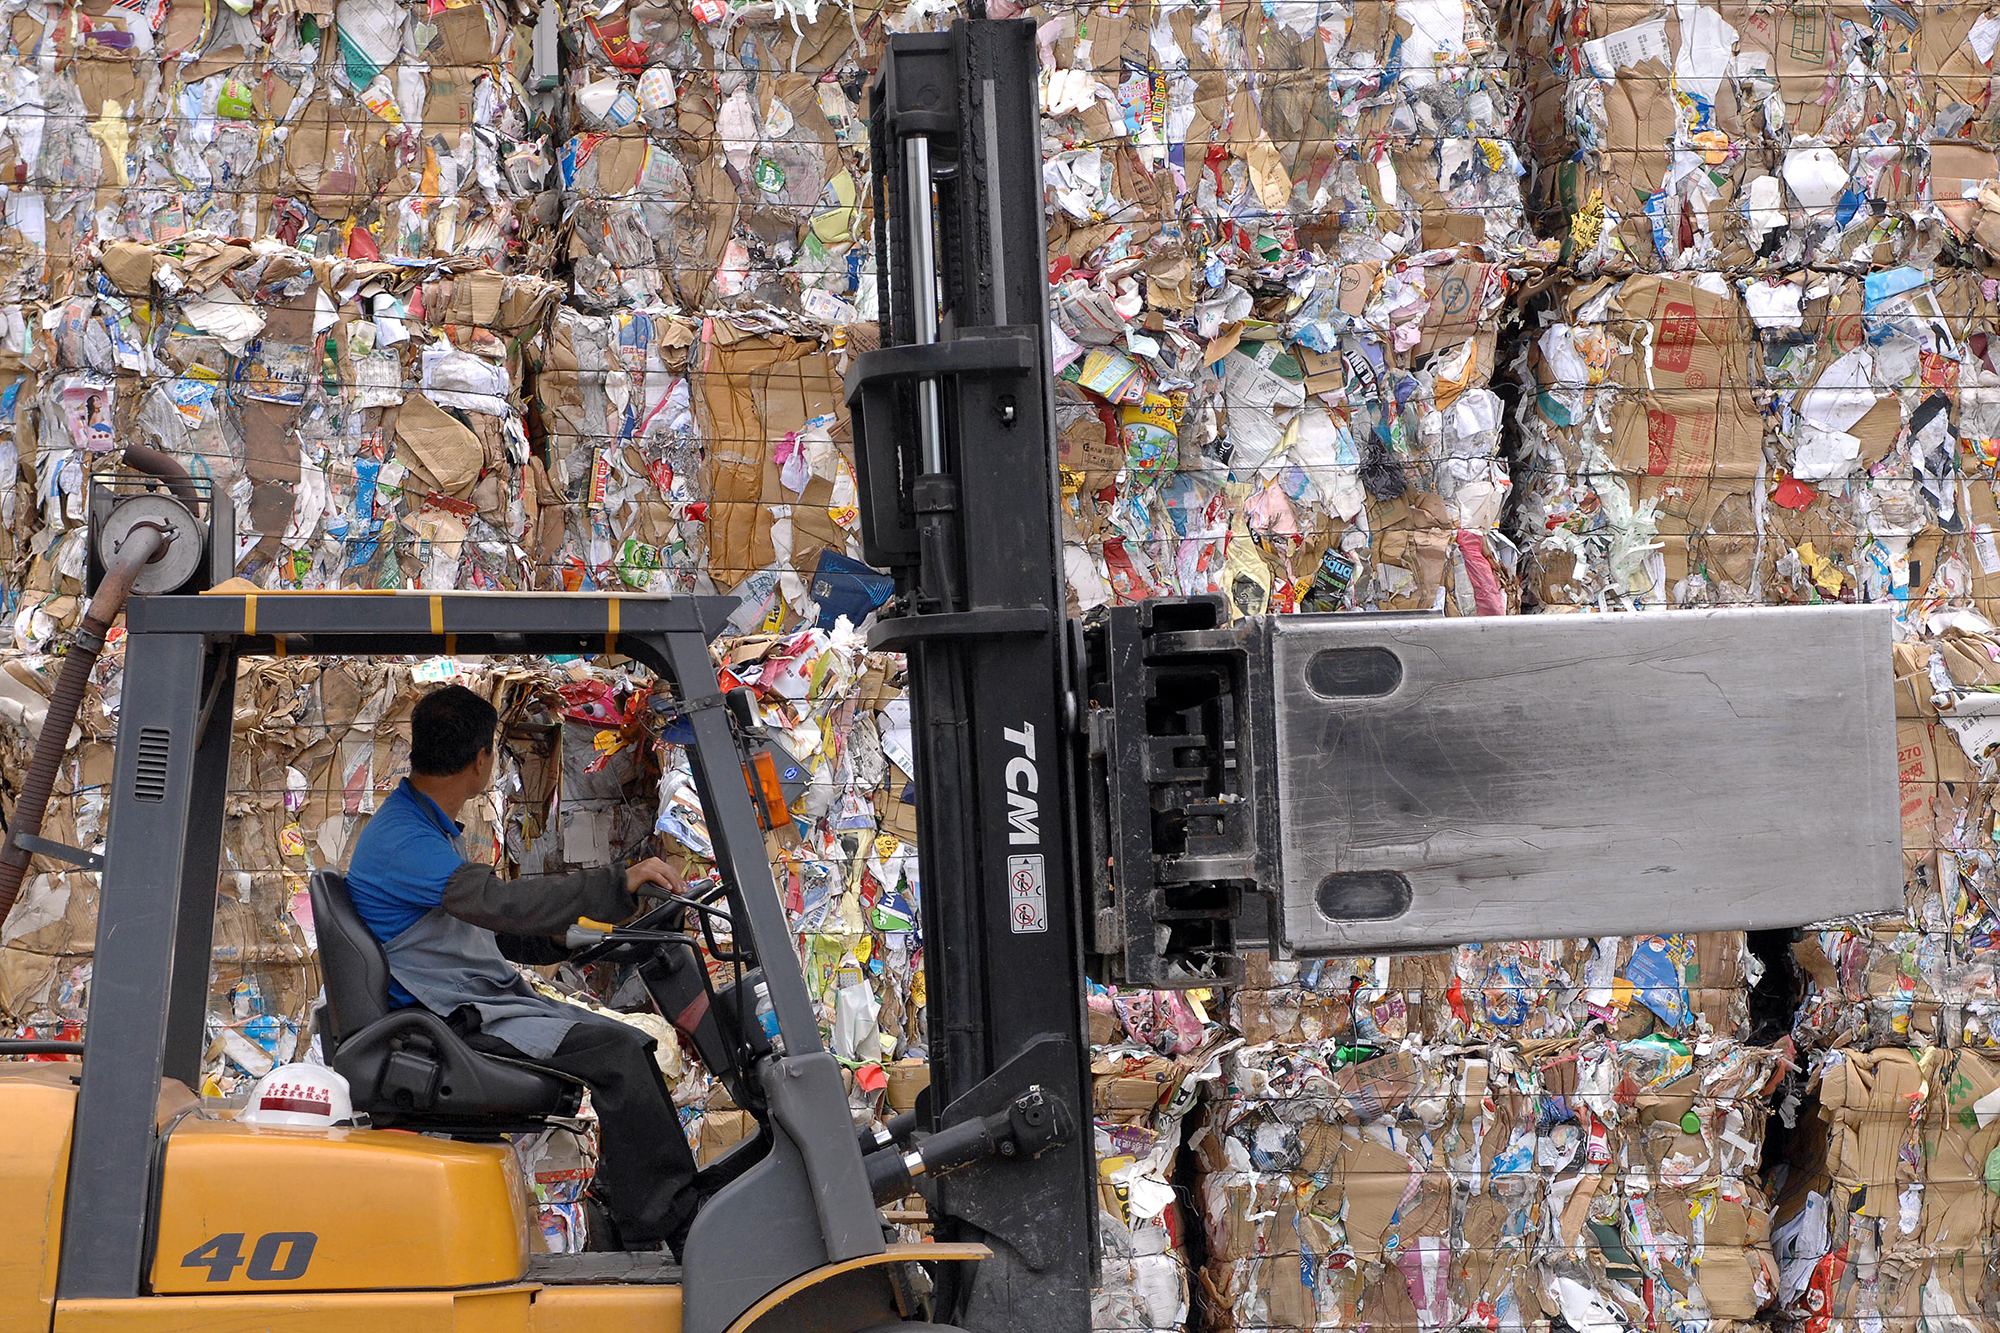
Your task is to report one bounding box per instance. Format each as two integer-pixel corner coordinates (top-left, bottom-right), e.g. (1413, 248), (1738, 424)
(469, 1018), (702, 1252)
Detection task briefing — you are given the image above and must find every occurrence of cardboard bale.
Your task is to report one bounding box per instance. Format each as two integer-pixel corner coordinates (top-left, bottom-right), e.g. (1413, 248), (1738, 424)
(1193, 1039), (1782, 1333)
(1094, 1037), (1209, 1331)
(1772, 1048), (2000, 1333)
(694, 1108), (757, 1166)
(17, 239), (562, 628)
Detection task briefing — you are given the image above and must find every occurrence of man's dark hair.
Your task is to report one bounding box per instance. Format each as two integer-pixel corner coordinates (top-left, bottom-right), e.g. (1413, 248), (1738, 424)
(410, 685), (499, 776)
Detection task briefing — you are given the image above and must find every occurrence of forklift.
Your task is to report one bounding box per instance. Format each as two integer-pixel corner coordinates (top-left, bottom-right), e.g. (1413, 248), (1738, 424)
(0, 18), (1900, 1333)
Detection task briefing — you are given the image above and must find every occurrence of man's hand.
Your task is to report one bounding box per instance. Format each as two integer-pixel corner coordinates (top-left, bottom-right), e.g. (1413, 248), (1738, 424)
(624, 857), (684, 904)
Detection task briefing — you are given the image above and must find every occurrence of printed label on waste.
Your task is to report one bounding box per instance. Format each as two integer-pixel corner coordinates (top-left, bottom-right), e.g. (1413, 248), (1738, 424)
(1656, 302), (1699, 373)
(1646, 408), (1677, 476)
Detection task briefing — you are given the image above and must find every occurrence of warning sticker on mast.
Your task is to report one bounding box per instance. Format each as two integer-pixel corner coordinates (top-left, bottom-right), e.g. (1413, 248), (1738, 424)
(1007, 854), (1047, 934)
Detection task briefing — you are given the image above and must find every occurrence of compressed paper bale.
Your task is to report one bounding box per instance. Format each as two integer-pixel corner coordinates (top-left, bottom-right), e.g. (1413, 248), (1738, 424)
(3, 0), (556, 271)
(12, 240), (563, 624)
(1792, 922), (1958, 1050)
(1191, 1039), (1785, 1333)
(529, 319), (864, 603)
(560, 0), (875, 319)
(1094, 1240), (1193, 1333)
(1090, 1021), (1211, 1329)
(1510, 0), (1941, 275)
(1772, 1047), (2000, 1332)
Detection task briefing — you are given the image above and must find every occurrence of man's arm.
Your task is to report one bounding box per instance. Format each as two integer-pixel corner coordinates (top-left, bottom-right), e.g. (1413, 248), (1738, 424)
(442, 862), (635, 936)
(441, 857), (684, 936)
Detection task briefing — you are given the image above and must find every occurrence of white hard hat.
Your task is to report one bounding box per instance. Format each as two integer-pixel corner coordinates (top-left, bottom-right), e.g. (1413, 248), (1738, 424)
(240, 1063), (355, 1128)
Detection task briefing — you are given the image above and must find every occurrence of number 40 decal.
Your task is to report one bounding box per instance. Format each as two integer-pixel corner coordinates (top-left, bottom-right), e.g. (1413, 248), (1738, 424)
(181, 1231), (317, 1282)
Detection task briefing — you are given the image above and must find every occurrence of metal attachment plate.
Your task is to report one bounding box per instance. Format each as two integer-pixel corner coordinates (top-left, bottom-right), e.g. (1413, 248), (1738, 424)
(1267, 605), (1901, 953)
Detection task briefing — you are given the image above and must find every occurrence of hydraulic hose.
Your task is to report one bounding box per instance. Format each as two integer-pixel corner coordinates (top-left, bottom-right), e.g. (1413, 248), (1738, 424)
(0, 523), (165, 924)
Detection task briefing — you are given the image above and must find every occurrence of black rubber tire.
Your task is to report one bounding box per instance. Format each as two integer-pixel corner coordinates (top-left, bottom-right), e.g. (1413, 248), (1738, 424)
(852, 1325), (971, 1332)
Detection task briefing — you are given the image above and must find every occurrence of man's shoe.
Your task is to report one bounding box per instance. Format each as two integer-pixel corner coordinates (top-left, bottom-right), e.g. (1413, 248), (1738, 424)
(661, 1180), (717, 1261)
(581, 1189), (624, 1253)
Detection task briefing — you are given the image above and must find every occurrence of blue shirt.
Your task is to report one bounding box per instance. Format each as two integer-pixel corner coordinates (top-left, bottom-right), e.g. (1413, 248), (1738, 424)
(347, 779), (470, 1007)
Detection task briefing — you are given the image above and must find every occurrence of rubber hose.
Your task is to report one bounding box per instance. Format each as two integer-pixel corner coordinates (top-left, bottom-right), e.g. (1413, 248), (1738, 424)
(0, 525), (165, 925)
(119, 444), (199, 503)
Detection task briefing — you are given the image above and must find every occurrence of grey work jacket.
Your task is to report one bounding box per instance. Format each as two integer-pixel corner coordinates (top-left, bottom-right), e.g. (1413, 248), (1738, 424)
(384, 846), (640, 1061)
(384, 907), (596, 1059)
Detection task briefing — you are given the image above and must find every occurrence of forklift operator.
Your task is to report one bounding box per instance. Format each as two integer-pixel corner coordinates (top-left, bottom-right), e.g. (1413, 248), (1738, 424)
(346, 684), (705, 1255)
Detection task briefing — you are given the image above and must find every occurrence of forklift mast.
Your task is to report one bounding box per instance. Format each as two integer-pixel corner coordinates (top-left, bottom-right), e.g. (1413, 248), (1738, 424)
(846, 18), (1100, 1332)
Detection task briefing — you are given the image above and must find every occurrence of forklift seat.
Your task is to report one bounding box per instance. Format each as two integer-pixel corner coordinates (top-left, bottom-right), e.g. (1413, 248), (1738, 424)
(309, 870), (581, 1132)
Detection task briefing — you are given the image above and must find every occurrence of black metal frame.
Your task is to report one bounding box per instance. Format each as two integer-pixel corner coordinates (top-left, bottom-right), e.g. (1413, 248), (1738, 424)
(1079, 597), (1264, 988)
(56, 591), (884, 1333)
(849, 20), (1097, 1332)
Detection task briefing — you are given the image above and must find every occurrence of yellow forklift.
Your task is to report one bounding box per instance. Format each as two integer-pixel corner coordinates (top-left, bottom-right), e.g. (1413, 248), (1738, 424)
(0, 17), (1901, 1333)
(0, 579), (999, 1333)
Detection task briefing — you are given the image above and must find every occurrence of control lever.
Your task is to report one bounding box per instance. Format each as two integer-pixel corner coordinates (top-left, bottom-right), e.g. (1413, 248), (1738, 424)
(635, 880), (731, 908)
(563, 924), (700, 951)
(859, 1088), (1070, 1205)
(857, 1110), (919, 1157)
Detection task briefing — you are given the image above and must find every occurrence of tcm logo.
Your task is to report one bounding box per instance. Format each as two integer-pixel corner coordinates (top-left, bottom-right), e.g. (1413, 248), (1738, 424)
(1002, 722), (1040, 846)
(1001, 723), (1048, 935)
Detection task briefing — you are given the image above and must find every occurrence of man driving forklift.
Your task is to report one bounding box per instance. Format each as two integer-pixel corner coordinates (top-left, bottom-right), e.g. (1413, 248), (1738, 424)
(346, 684), (707, 1256)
